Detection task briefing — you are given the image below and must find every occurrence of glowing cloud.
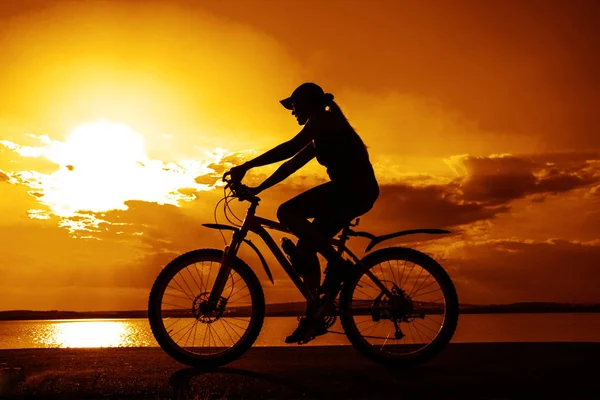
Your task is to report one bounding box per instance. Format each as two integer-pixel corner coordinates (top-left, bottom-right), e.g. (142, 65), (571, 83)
(1, 121), (228, 234)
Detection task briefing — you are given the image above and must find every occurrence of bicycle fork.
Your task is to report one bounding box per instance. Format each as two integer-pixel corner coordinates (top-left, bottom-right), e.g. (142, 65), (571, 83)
(204, 230), (246, 311)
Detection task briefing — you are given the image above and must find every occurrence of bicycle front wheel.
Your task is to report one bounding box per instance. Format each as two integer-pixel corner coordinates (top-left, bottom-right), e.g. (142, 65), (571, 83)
(340, 247), (459, 367)
(148, 249), (265, 367)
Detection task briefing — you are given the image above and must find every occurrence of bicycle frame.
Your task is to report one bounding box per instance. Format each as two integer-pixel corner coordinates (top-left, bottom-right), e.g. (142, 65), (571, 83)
(204, 196), (394, 310)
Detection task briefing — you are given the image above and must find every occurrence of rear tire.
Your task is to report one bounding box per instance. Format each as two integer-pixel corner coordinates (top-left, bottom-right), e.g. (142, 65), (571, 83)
(340, 247), (459, 367)
(148, 249), (265, 367)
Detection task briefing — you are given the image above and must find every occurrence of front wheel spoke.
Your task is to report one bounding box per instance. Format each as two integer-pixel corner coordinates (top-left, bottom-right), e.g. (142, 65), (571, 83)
(222, 275), (243, 296)
(229, 291), (251, 304)
(222, 318), (248, 331)
(221, 318), (244, 339)
(201, 323), (209, 349)
(227, 281), (246, 299)
(162, 301), (192, 310)
(219, 319), (236, 345)
(206, 325), (212, 355)
(163, 292), (192, 302)
(167, 283), (194, 300)
(224, 316), (251, 324)
(193, 264), (206, 293)
(172, 277), (195, 300)
(212, 324), (228, 348)
(222, 317), (248, 332)
(169, 319), (195, 338)
(176, 272), (197, 300)
(164, 317), (183, 331)
(190, 321), (199, 349)
(205, 263), (214, 295)
(174, 321), (197, 344)
(185, 266), (203, 294)
(183, 320), (198, 348)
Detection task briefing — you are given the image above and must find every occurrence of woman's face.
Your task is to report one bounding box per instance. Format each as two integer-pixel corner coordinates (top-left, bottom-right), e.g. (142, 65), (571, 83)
(292, 102), (311, 126)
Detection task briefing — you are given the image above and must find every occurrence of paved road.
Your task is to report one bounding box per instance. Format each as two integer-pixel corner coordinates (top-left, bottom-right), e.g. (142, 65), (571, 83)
(1, 343), (599, 399)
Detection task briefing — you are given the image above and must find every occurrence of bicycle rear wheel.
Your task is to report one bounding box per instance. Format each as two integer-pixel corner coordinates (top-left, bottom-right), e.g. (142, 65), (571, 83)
(148, 249), (265, 367)
(339, 247), (458, 367)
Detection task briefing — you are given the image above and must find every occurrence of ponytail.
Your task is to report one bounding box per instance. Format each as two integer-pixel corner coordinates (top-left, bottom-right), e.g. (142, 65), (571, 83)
(324, 94), (369, 151)
(323, 93), (349, 126)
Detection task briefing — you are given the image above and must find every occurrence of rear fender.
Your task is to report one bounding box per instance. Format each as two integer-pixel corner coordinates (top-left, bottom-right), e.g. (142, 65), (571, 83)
(360, 228), (451, 252)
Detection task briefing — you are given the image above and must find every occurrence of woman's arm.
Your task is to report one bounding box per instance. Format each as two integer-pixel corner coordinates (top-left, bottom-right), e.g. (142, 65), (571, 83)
(242, 123), (315, 170)
(256, 143), (316, 192)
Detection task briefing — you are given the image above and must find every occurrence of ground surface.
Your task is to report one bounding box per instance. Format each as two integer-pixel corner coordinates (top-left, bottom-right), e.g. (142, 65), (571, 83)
(0, 343), (598, 399)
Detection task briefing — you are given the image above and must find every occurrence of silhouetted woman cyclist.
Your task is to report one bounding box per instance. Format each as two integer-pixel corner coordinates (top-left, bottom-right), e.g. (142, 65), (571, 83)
(226, 82), (379, 343)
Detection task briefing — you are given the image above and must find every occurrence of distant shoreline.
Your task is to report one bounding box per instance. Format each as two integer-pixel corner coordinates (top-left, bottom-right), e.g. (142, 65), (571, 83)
(1, 302), (599, 321)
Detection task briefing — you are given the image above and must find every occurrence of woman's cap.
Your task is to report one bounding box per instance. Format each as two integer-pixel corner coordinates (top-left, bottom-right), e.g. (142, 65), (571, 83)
(280, 82), (326, 110)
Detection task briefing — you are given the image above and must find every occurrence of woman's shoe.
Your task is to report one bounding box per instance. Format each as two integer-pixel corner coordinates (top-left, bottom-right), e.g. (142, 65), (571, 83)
(284, 316), (327, 344)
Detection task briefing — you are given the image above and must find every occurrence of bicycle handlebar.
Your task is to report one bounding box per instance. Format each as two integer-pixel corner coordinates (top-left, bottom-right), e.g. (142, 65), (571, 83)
(222, 173), (259, 203)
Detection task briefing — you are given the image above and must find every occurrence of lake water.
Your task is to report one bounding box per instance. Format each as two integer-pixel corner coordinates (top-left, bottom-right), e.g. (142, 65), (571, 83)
(0, 314), (599, 349)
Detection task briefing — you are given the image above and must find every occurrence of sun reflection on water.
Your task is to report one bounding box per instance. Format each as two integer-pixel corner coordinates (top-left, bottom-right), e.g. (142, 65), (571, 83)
(35, 319), (153, 348)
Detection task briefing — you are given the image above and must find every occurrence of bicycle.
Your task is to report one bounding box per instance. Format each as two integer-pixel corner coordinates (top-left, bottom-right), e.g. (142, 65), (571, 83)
(148, 174), (459, 368)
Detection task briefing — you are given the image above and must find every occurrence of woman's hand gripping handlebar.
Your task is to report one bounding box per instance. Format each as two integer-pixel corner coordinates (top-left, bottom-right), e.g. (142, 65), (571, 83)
(222, 171), (260, 202)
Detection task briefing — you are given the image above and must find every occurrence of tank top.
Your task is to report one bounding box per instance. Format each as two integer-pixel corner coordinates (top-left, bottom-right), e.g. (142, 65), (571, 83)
(310, 111), (378, 191)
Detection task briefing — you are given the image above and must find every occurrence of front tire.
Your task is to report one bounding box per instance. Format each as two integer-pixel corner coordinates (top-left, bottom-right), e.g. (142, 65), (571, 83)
(340, 247), (459, 367)
(148, 249), (265, 367)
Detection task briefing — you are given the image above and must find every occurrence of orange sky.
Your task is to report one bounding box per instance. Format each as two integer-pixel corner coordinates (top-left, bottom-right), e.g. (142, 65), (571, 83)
(1, 0), (599, 311)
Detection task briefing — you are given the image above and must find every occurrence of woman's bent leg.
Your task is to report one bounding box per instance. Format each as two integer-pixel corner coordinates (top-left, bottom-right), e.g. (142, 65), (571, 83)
(277, 184), (347, 267)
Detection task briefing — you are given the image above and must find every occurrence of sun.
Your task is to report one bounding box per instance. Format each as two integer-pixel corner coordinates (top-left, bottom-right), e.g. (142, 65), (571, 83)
(7, 120), (216, 234)
(54, 121), (148, 171)
(41, 120), (156, 216)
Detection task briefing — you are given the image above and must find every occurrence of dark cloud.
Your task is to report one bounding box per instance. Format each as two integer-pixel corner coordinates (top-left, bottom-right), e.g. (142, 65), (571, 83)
(367, 183), (508, 233)
(455, 153), (600, 206)
(0, 170), (9, 182)
(443, 239), (600, 304)
(359, 152), (600, 234)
